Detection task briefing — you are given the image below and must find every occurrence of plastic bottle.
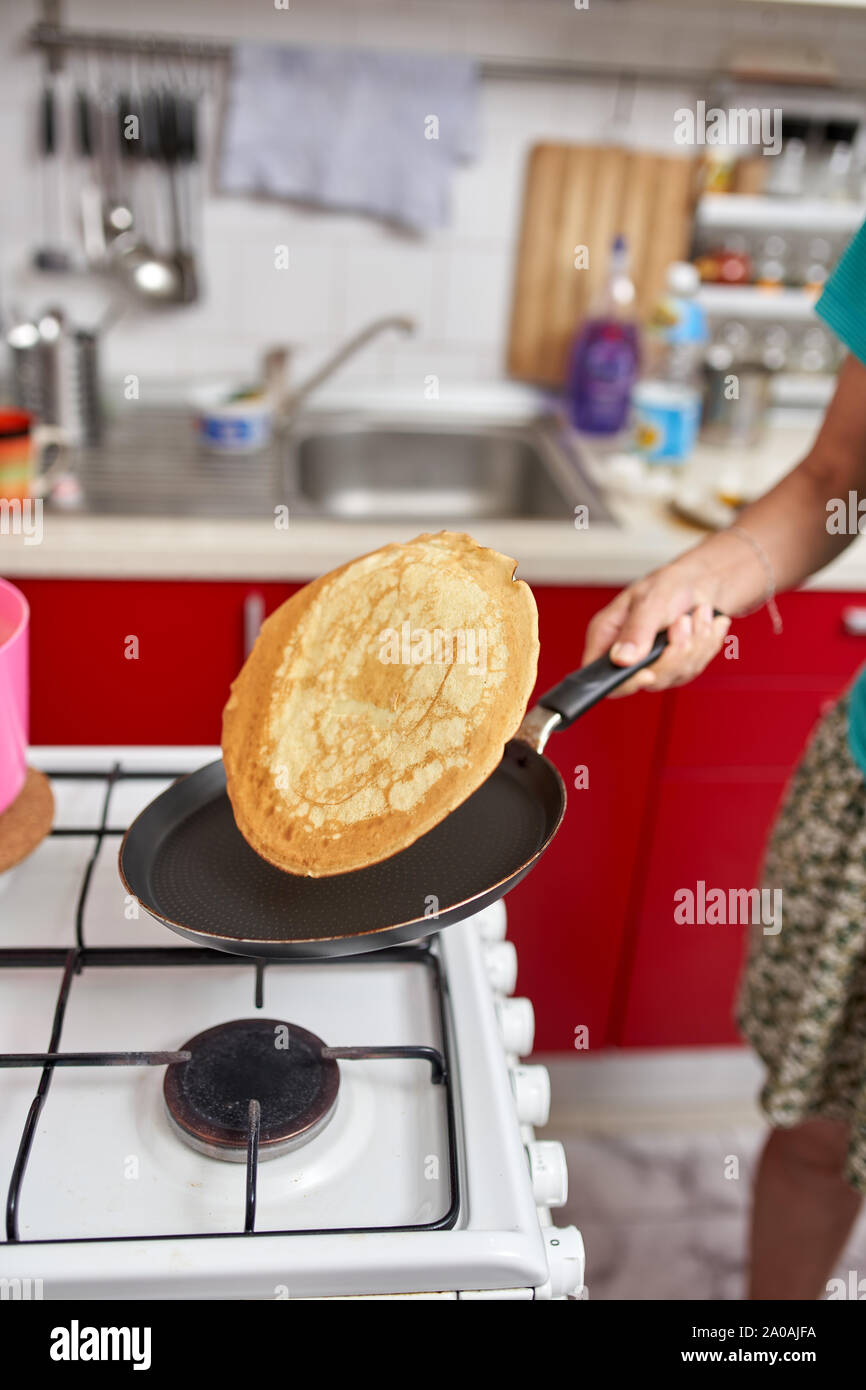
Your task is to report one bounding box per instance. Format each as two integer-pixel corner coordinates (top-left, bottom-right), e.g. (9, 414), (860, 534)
(632, 261), (707, 470)
(567, 235), (640, 436)
(821, 120), (858, 201)
(765, 117), (809, 198)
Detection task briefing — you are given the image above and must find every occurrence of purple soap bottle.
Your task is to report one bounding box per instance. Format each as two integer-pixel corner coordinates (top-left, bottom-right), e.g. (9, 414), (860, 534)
(567, 235), (640, 435)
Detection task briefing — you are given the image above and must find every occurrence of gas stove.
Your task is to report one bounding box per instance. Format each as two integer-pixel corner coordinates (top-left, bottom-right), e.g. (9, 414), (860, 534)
(0, 747), (585, 1300)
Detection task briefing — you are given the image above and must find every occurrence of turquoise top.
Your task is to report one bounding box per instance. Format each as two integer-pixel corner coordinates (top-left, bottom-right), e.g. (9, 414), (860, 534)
(815, 221), (866, 773)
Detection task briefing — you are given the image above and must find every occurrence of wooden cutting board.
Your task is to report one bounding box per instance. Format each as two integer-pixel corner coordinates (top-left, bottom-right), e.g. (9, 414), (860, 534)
(507, 143), (697, 386)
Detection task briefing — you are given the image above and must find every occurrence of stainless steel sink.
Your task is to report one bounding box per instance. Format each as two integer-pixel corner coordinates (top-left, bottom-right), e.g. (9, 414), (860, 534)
(292, 426), (559, 518)
(286, 416), (612, 523)
(72, 407), (613, 524)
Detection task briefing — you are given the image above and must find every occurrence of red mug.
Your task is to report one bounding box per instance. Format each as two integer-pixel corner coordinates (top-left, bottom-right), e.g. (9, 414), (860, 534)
(0, 409), (33, 503)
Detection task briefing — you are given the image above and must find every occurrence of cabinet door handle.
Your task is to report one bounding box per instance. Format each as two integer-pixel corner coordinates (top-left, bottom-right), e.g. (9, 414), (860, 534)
(842, 607), (866, 636)
(243, 592), (265, 658)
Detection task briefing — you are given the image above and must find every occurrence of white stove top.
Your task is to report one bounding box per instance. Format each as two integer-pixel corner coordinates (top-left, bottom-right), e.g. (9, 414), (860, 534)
(0, 748), (585, 1299)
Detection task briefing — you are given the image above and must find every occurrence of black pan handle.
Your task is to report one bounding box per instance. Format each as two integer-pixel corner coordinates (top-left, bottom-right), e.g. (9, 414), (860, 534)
(539, 631), (667, 728)
(539, 609), (727, 731)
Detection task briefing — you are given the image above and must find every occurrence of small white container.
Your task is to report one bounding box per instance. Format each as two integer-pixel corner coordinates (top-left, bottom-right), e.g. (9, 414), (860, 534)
(192, 384), (273, 455)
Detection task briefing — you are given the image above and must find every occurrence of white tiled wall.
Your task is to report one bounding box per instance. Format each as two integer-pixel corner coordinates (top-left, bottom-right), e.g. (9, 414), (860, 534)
(1, 0), (865, 399)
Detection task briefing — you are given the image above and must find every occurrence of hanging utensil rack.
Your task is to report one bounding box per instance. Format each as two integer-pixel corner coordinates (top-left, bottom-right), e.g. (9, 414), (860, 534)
(27, 17), (772, 89)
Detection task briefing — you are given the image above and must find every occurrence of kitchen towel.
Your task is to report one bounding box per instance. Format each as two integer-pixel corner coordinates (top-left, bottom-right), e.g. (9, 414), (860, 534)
(219, 44), (478, 233)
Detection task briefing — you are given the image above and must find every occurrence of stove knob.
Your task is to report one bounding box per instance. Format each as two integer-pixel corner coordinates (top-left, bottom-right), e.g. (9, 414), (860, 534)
(544, 1225), (586, 1299)
(495, 996), (535, 1055)
(482, 940), (518, 995)
(474, 901), (508, 942)
(525, 1140), (568, 1208)
(510, 1063), (550, 1126)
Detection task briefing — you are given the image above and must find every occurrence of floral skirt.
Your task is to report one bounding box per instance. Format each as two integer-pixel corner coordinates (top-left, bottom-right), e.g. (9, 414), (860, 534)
(737, 695), (866, 1192)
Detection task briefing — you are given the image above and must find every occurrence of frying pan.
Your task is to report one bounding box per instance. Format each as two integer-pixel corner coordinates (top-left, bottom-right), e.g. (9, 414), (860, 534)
(119, 633), (668, 959)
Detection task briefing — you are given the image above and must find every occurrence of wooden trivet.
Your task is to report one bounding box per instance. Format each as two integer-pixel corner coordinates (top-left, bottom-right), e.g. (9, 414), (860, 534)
(0, 767), (55, 873)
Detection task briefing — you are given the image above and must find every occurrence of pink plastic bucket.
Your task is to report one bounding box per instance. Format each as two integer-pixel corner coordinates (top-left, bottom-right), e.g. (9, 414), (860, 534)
(0, 577), (29, 816)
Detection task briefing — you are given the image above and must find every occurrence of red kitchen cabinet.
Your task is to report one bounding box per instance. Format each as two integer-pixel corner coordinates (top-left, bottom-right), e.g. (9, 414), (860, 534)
(505, 586), (667, 1052)
(613, 762), (789, 1046)
(614, 591), (866, 1048)
(13, 578), (300, 745)
(505, 590), (862, 1050)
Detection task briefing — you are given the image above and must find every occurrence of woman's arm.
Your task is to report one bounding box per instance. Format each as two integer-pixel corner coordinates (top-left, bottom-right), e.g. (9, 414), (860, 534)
(583, 354), (866, 694)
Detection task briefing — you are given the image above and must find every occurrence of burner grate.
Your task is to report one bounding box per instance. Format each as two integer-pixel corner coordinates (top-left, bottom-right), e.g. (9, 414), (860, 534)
(0, 763), (460, 1245)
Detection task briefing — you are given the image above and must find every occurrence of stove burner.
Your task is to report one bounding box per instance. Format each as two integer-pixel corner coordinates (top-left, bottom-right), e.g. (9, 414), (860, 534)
(164, 1019), (340, 1161)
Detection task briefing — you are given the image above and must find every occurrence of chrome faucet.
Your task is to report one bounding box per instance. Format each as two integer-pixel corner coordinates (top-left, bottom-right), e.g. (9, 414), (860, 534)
(274, 315), (415, 421)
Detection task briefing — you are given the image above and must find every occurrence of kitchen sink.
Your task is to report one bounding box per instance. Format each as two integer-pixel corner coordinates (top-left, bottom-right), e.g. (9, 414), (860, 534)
(287, 416), (612, 523)
(72, 407), (613, 524)
(291, 424), (575, 519)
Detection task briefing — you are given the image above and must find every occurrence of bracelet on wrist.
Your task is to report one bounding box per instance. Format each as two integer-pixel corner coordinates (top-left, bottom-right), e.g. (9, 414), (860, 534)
(725, 525), (783, 635)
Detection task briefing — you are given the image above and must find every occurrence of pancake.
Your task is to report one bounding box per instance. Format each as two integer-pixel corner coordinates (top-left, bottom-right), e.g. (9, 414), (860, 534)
(221, 531), (539, 876)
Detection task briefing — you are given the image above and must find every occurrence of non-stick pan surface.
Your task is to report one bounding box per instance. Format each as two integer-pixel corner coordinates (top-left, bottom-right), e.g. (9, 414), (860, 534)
(120, 627), (671, 959)
(119, 743), (565, 959)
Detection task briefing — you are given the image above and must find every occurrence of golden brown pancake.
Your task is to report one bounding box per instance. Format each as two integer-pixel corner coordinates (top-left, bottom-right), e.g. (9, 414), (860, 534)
(221, 531), (539, 876)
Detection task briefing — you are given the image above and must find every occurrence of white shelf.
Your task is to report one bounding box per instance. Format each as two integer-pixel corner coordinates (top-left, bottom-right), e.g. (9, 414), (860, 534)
(772, 373), (835, 409)
(697, 284), (820, 320)
(696, 194), (865, 233)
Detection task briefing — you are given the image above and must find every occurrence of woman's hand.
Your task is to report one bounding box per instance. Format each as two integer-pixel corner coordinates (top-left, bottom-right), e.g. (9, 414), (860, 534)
(582, 566), (732, 697)
(582, 359), (866, 696)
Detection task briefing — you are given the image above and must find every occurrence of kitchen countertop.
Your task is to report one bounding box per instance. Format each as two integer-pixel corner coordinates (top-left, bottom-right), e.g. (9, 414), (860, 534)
(4, 388), (866, 590)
